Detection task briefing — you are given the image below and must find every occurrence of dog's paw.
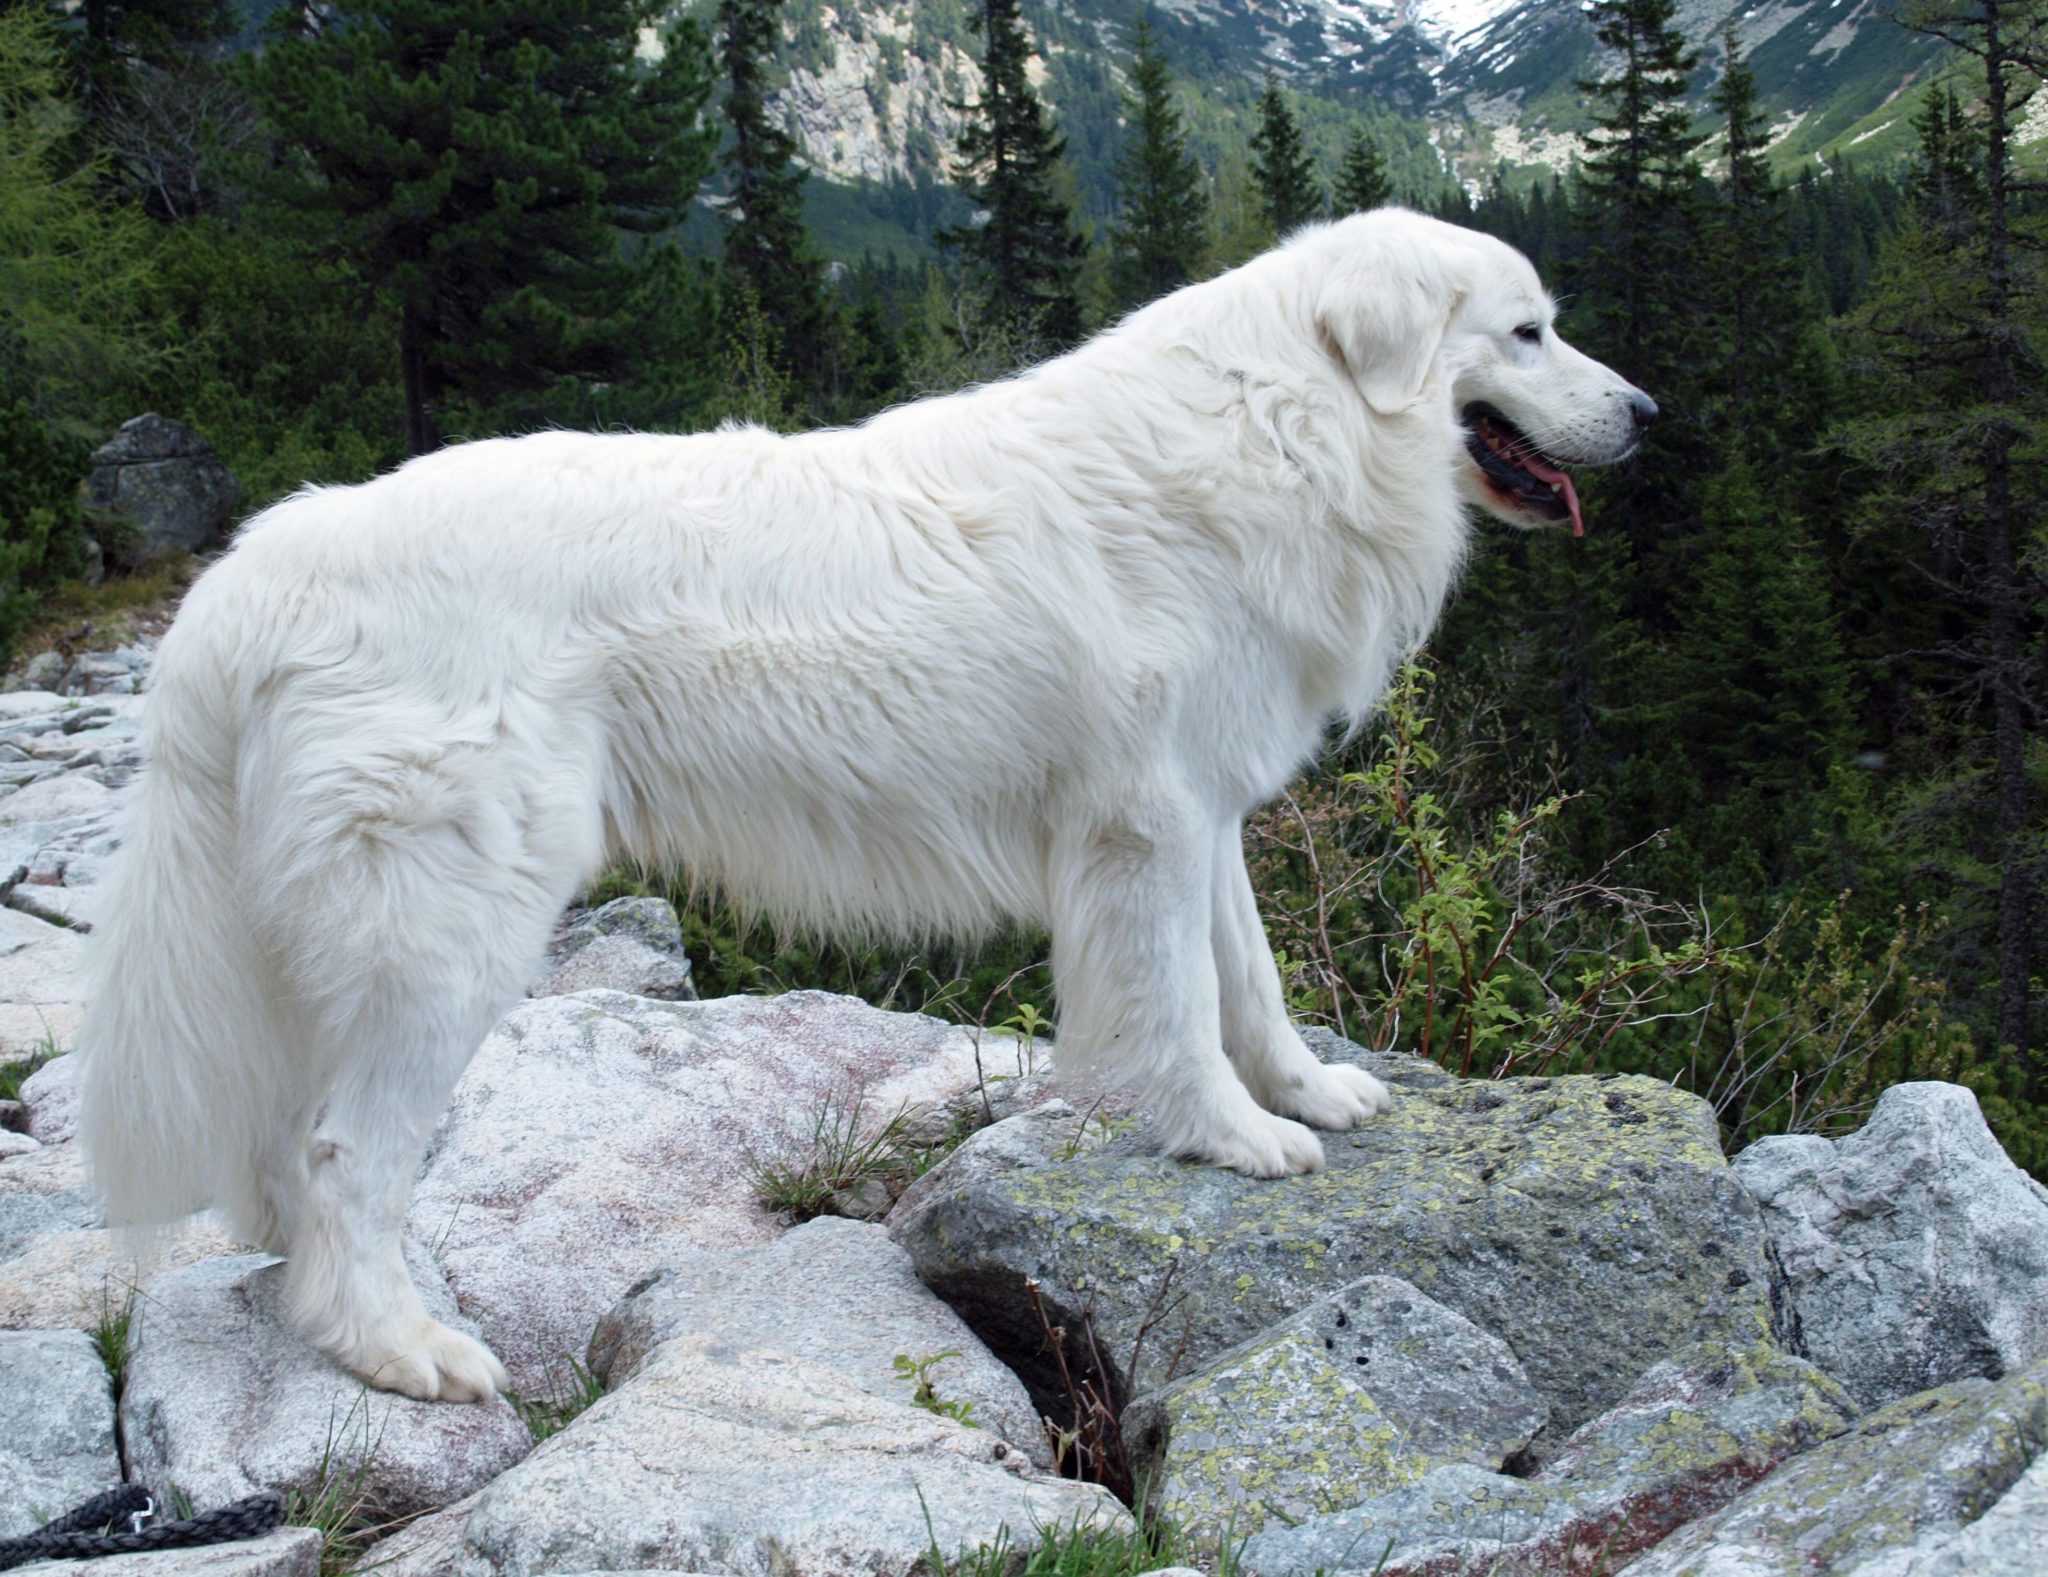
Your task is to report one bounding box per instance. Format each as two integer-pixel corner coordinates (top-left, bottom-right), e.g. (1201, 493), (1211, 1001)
(1277, 1062), (1393, 1131)
(356, 1320), (512, 1403)
(1178, 1108), (1326, 1178)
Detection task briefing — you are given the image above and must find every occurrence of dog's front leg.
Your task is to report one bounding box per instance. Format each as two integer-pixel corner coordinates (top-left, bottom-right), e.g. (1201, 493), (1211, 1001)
(1047, 794), (1325, 1177)
(1212, 821), (1392, 1129)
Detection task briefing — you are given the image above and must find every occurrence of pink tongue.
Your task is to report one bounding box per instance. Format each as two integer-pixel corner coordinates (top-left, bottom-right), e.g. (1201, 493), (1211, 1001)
(1516, 449), (1584, 538)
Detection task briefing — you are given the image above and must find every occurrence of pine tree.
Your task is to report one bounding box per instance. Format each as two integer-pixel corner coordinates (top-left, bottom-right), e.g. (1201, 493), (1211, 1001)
(940, 0), (1084, 347)
(1701, 28), (1809, 454)
(0, 6), (161, 430)
(245, 1), (717, 454)
(1247, 73), (1320, 239)
(1334, 127), (1391, 215)
(716, 0), (830, 390)
(1837, 0), (2047, 1061)
(1107, 16), (1207, 309)
(1653, 463), (1854, 888)
(1573, 0), (1706, 392)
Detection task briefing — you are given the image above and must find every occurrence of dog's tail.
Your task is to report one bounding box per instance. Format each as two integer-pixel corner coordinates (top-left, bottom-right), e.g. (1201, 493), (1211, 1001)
(77, 564), (292, 1243)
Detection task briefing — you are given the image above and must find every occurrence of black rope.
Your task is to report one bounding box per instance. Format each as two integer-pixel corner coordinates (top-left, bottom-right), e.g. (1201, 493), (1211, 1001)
(0, 1485), (285, 1571)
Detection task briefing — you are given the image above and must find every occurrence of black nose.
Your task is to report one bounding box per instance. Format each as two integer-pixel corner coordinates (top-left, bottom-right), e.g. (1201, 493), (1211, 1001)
(1629, 392), (1658, 431)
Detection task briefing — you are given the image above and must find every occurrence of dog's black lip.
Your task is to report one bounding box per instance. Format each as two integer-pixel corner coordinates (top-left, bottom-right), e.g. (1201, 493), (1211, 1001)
(1461, 403), (1573, 520)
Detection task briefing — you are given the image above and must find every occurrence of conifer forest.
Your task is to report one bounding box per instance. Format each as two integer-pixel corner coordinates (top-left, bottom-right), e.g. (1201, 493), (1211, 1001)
(2, 0), (2043, 1169)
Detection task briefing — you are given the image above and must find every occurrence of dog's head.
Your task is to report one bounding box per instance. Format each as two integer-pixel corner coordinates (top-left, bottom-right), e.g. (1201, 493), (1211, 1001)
(1309, 209), (1654, 536)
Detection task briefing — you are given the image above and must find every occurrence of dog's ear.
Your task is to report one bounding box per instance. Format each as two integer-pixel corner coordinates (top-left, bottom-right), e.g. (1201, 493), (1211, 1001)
(1315, 231), (1475, 416)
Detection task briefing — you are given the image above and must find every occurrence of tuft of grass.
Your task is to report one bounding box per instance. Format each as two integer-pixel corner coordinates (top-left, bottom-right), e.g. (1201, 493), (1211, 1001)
(92, 1285), (136, 1401)
(931, 1512), (1245, 1577)
(283, 1389), (401, 1577)
(508, 1353), (606, 1444)
(0, 1046), (53, 1104)
(746, 1090), (933, 1221)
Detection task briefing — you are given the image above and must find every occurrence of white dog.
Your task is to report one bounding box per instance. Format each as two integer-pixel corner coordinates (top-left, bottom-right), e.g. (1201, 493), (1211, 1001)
(78, 210), (1651, 1402)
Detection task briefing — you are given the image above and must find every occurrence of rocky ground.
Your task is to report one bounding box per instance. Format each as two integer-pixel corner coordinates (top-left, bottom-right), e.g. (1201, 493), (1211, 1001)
(3, 638), (2047, 1577)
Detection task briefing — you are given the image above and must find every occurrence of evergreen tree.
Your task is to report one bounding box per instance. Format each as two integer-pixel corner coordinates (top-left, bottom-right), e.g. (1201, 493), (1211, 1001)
(49, 0), (236, 112)
(1334, 127), (1391, 214)
(940, 0), (1084, 347)
(245, 0), (717, 454)
(0, 5), (161, 430)
(1106, 16), (1206, 309)
(1573, 0), (1706, 392)
(1701, 28), (1809, 454)
(1837, 1), (2047, 1061)
(1247, 73), (1320, 238)
(716, 0), (830, 389)
(1652, 463), (1854, 888)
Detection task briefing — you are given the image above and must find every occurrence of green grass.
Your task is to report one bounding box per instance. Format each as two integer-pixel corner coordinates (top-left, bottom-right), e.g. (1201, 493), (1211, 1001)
(508, 1353), (606, 1444)
(12, 552), (197, 659)
(932, 1513), (1245, 1577)
(746, 1089), (960, 1222)
(282, 1390), (398, 1577)
(0, 1035), (58, 1103)
(91, 1285), (136, 1401)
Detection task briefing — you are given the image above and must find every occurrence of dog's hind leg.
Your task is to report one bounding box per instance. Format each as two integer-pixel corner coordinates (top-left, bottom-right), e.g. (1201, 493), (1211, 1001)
(258, 732), (603, 1400)
(1212, 822), (1391, 1129)
(1048, 792), (1325, 1178)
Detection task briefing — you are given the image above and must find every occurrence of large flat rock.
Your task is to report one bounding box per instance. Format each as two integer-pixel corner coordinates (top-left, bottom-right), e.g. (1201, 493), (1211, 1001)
(408, 990), (1031, 1393)
(897, 1034), (1776, 1444)
(122, 1254), (531, 1523)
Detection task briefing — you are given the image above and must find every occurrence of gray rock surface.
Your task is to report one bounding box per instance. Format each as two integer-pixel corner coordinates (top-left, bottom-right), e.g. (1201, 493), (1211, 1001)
(360, 1331), (1127, 1577)
(1735, 1081), (2048, 1410)
(0, 1219), (237, 1332)
(121, 1254), (531, 1522)
(84, 414), (239, 561)
(588, 1215), (1051, 1466)
(898, 1033), (1776, 1443)
(6, 1529), (322, 1577)
(1853, 1449), (2048, 1575)
(532, 897), (695, 1001)
(887, 1096), (1113, 1241)
(408, 989), (1033, 1393)
(1237, 1341), (1857, 1575)
(1623, 1359), (2048, 1575)
(0, 1328), (120, 1538)
(1124, 1276), (1547, 1545)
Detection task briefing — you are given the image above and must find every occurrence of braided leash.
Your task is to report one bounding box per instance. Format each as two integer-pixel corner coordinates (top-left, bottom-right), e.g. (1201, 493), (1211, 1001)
(0, 1485), (285, 1571)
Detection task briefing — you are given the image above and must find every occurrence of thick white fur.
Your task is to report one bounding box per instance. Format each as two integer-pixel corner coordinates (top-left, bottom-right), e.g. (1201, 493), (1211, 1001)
(77, 211), (1648, 1401)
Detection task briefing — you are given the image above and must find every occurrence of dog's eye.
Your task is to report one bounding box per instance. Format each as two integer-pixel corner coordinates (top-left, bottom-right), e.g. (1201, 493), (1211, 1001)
(1514, 323), (1543, 345)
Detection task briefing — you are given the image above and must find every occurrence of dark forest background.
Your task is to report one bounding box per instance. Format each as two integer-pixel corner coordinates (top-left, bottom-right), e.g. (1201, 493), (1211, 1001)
(2, 0), (2041, 1169)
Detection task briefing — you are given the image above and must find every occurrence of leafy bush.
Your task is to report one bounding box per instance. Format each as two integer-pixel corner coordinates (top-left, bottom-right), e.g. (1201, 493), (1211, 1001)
(0, 397), (92, 663)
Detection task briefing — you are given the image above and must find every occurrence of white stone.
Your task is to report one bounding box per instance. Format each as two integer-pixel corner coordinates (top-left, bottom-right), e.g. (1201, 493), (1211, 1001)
(365, 1332), (1127, 1577)
(0, 909), (86, 1053)
(407, 989), (1033, 1392)
(1735, 1082), (2048, 1409)
(0, 1219), (239, 1332)
(589, 1216), (1051, 1466)
(19, 1051), (82, 1143)
(122, 1254), (532, 1522)
(0, 774), (116, 825)
(0, 1329), (120, 1538)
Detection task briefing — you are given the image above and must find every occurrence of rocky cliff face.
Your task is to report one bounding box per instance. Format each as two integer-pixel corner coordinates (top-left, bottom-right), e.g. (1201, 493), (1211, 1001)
(774, 2), (982, 187)
(751, 0), (1947, 201)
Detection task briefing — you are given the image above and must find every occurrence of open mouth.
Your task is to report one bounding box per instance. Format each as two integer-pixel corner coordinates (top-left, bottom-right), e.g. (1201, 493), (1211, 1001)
(1462, 404), (1584, 537)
